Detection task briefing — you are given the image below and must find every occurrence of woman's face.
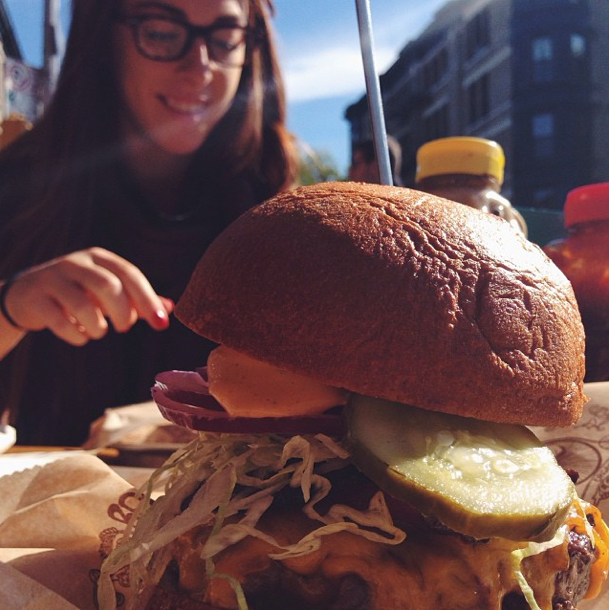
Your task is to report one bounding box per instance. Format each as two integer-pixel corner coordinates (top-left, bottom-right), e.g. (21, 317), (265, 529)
(115, 0), (249, 156)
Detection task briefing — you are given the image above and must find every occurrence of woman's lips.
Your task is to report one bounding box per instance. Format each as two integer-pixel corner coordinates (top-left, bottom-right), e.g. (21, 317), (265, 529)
(160, 94), (209, 117)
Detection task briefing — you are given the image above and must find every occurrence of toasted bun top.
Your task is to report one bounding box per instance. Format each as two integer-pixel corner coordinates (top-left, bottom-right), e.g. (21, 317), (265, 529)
(176, 182), (586, 427)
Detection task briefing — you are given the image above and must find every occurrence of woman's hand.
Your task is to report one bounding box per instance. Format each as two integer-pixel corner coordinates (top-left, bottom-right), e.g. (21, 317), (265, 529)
(0, 248), (174, 351)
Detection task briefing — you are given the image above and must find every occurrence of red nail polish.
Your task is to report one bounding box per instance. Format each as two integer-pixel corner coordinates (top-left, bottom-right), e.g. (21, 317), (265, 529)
(153, 309), (170, 329)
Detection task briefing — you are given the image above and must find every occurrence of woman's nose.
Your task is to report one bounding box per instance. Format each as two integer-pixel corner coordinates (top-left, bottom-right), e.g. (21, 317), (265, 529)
(180, 39), (214, 75)
(196, 40), (213, 66)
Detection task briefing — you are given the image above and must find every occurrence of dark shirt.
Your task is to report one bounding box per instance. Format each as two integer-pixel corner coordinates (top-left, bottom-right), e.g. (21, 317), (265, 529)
(0, 164), (262, 446)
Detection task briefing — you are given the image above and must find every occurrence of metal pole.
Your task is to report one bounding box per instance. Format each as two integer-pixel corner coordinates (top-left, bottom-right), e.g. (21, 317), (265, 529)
(43, 0), (63, 104)
(355, 0), (392, 186)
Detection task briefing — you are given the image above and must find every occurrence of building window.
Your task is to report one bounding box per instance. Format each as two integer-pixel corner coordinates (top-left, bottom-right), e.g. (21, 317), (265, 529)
(467, 74), (490, 124)
(532, 113), (555, 157)
(532, 37), (554, 82)
(423, 48), (448, 89)
(466, 9), (490, 59)
(532, 37), (552, 61)
(570, 33), (586, 58)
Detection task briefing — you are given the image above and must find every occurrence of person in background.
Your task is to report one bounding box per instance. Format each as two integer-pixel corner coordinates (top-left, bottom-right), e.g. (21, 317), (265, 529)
(348, 135), (403, 186)
(0, 0), (299, 446)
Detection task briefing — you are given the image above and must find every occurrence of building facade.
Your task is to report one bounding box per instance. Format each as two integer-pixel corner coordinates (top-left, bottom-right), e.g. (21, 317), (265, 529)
(345, 0), (609, 211)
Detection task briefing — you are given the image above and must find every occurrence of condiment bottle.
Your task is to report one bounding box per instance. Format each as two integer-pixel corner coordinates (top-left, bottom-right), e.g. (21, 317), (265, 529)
(544, 183), (609, 382)
(415, 136), (527, 236)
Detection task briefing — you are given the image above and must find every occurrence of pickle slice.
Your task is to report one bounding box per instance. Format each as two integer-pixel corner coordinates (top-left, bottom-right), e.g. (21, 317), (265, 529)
(346, 395), (575, 542)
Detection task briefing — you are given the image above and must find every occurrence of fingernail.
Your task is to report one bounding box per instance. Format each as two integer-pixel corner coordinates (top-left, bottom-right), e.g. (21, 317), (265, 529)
(153, 309), (170, 329)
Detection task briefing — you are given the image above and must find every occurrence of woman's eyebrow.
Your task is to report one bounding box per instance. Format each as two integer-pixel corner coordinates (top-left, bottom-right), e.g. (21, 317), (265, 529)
(213, 15), (248, 27)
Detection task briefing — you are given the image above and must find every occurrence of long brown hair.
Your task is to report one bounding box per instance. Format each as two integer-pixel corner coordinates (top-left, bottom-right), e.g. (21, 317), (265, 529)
(0, 0), (298, 276)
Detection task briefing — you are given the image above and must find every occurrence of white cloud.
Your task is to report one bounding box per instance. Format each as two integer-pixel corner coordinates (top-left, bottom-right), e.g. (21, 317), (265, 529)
(274, 0), (446, 105)
(283, 44), (397, 103)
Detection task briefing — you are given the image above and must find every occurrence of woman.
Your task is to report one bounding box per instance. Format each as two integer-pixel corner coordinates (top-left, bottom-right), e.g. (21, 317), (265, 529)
(0, 0), (299, 446)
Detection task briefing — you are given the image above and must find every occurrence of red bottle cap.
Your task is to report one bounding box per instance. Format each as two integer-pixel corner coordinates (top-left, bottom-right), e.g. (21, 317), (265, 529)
(564, 183), (609, 228)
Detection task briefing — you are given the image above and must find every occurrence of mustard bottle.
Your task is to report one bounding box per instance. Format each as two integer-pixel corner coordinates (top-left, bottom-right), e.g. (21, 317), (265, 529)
(415, 136), (527, 236)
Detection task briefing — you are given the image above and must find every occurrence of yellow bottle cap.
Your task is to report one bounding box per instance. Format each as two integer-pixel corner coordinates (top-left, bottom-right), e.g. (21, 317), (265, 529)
(415, 137), (505, 184)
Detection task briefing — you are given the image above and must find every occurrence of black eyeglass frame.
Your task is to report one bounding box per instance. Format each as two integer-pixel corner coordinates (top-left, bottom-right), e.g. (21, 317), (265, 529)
(116, 14), (257, 65)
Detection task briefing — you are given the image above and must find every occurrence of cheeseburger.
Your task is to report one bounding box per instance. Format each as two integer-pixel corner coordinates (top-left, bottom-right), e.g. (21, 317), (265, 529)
(99, 182), (609, 610)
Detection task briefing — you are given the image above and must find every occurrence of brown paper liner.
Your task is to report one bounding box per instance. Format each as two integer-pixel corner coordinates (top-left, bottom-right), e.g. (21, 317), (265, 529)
(0, 453), (137, 610)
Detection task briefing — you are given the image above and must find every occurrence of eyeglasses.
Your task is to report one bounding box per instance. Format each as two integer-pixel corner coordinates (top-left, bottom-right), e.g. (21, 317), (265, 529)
(117, 15), (253, 66)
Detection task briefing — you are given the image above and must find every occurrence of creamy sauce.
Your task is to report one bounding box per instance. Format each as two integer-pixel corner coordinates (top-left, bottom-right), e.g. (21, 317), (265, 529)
(207, 346), (348, 418)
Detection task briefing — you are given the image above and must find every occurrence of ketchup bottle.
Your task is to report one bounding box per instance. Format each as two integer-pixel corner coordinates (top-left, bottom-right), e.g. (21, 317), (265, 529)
(544, 183), (609, 382)
(415, 136), (527, 236)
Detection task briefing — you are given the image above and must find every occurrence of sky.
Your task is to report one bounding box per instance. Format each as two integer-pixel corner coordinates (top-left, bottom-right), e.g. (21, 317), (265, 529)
(3, 0), (445, 174)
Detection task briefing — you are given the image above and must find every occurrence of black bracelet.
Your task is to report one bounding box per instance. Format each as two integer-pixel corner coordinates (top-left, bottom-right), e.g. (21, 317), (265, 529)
(0, 273), (24, 330)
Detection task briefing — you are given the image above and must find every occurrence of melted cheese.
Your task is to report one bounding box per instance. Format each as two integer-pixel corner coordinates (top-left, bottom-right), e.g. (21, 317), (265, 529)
(566, 498), (609, 600)
(207, 346), (349, 417)
(171, 509), (570, 610)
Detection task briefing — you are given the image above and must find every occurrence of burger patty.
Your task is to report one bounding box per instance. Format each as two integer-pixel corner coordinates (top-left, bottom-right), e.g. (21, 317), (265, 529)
(145, 526), (595, 610)
(147, 569), (370, 610)
(244, 565), (370, 610)
(553, 528), (596, 609)
(501, 528), (595, 610)
(147, 586), (216, 610)
(241, 529), (595, 610)
(145, 467), (596, 610)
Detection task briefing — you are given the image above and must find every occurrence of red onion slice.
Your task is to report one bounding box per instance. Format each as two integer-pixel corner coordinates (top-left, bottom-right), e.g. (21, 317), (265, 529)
(152, 369), (345, 436)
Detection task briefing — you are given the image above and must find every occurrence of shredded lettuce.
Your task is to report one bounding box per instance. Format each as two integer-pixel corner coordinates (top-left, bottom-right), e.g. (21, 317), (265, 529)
(97, 432), (405, 610)
(510, 525), (568, 610)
